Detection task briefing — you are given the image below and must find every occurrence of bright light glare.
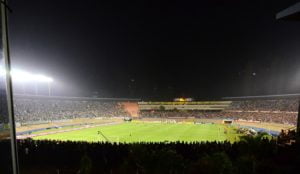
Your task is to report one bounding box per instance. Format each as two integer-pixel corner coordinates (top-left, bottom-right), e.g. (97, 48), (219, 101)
(10, 69), (34, 82)
(35, 74), (53, 82)
(0, 66), (53, 83)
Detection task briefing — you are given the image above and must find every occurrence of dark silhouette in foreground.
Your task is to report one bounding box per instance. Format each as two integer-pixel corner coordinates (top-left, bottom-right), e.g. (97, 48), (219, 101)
(1, 135), (299, 174)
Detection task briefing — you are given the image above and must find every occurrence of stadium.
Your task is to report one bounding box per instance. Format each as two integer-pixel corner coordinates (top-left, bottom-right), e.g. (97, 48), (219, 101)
(1, 94), (298, 173)
(12, 94), (297, 143)
(2, 1), (300, 174)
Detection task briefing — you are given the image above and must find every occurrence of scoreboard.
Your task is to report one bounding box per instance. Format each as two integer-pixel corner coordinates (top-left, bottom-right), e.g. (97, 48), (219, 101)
(173, 98), (193, 102)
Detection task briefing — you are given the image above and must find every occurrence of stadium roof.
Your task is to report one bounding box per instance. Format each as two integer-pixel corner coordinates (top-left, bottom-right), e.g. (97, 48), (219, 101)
(276, 2), (300, 20)
(14, 94), (141, 102)
(223, 94), (300, 100)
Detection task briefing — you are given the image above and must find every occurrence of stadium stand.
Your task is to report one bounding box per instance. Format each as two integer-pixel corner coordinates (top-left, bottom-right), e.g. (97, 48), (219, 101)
(139, 99), (298, 125)
(228, 99), (298, 111)
(4, 95), (300, 173)
(0, 89), (8, 124)
(13, 95), (298, 126)
(13, 95), (133, 123)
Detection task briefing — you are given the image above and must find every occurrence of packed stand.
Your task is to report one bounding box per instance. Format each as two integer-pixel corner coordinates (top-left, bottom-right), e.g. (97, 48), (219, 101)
(228, 99), (298, 112)
(140, 98), (299, 125)
(0, 89), (8, 125)
(226, 99), (298, 125)
(14, 97), (130, 123)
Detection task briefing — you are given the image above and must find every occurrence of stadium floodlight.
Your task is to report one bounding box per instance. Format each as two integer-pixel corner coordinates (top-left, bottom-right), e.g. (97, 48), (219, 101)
(0, 65), (5, 76)
(0, 66), (53, 83)
(0, 66), (53, 96)
(10, 69), (35, 82)
(35, 74), (53, 83)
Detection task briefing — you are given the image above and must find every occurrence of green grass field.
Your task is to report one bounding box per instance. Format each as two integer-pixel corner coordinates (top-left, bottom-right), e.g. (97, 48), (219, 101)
(33, 122), (241, 143)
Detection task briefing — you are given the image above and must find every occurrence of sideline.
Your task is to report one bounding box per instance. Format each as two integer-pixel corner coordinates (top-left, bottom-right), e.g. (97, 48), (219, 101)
(17, 122), (122, 139)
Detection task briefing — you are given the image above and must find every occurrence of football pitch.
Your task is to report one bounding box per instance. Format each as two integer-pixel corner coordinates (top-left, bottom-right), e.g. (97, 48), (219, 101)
(33, 122), (241, 143)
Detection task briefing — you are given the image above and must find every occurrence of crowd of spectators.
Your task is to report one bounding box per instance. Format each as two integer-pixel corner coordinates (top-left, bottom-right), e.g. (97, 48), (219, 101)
(226, 99), (298, 125)
(7, 96), (300, 125)
(229, 99), (298, 112)
(278, 129), (297, 145)
(14, 97), (130, 123)
(140, 99), (299, 125)
(140, 110), (298, 125)
(140, 110), (207, 118)
(0, 138), (298, 174)
(0, 89), (8, 125)
(2, 96), (300, 173)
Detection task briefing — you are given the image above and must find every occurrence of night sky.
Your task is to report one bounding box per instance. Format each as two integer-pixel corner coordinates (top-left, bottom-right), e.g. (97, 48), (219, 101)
(7, 0), (300, 100)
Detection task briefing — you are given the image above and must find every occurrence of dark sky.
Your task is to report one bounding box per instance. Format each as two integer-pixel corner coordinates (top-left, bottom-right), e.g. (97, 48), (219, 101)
(7, 0), (300, 100)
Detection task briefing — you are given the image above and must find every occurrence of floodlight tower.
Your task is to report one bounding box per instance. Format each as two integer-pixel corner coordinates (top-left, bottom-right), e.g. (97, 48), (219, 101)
(1, 0), (19, 173)
(45, 76), (53, 96)
(35, 74), (53, 96)
(48, 80), (52, 96)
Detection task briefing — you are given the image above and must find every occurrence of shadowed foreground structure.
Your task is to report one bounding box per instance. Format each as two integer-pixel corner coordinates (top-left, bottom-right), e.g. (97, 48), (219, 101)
(0, 138), (297, 174)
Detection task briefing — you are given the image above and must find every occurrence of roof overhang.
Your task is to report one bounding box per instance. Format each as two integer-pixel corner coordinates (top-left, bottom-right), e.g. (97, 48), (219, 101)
(276, 2), (300, 20)
(223, 94), (300, 100)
